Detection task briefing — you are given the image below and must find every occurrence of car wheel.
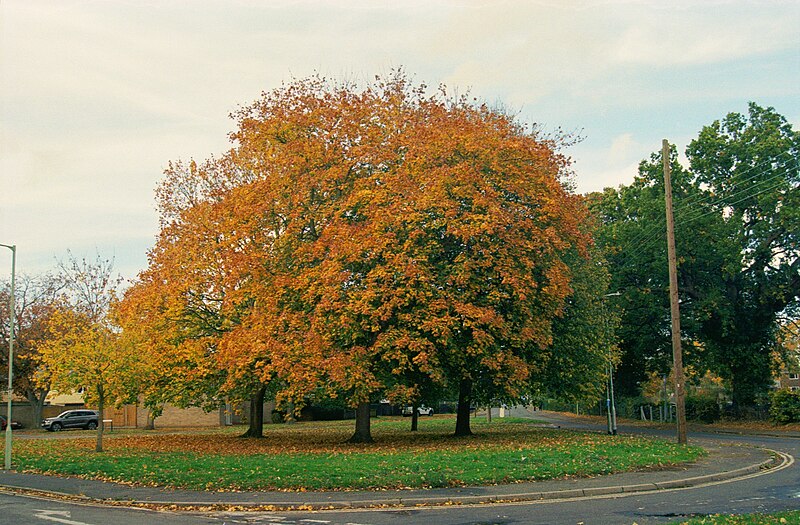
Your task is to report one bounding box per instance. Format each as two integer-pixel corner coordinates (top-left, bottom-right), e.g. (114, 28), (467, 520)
(428, 410), (434, 416)
(51, 422), (62, 432)
(86, 421), (97, 430)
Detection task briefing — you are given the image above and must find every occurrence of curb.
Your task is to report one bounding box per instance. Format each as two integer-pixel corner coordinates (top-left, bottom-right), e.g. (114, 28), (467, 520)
(693, 428), (800, 440)
(0, 450), (787, 511)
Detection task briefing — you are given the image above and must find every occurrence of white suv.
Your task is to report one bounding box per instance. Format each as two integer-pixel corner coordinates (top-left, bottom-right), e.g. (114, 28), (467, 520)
(401, 405), (434, 416)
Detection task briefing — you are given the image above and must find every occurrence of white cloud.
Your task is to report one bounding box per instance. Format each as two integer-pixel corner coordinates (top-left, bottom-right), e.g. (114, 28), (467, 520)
(1, 0), (798, 280)
(574, 161), (641, 194)
(609, 6), (799, 66)
(607, 133), (637, 166)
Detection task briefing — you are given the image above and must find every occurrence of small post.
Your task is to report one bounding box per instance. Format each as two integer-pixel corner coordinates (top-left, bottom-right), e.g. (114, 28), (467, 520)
(609, 363), (618, 434)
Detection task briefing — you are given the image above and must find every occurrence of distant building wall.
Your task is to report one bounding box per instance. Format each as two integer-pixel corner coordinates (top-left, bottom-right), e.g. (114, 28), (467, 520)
(7, 392), (280, 430)
(136, 404), (222, 428)
(103, 405), (138, 428)
(0, 403), (66, 429)
(45, 390), (85, 405)
(777, 371), (800, 391)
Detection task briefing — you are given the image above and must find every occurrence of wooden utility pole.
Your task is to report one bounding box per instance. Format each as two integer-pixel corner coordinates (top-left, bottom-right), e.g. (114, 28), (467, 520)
(662, 139), (688, 445)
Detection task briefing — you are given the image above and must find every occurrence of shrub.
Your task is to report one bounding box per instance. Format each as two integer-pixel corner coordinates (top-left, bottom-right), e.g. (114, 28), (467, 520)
(271, 410), (285, 424)
(769, 389), (800, 424)
(614, 396), (651, 420)
(686, 395), (721, 423)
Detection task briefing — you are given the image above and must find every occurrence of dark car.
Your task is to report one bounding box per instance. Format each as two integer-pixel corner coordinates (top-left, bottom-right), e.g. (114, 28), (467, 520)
(41, 410), (99, 432)
(0, 416), (22, 430)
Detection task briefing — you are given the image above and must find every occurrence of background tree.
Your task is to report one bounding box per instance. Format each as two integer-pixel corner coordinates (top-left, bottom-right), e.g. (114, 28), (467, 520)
(588, 149), (718, 396)
(538, 243), (618, 405)
(115, 191), (267, 436)
(776, 320), (799, 374)
(685, 103), (799, 409)
(591, 103), (799, 410)
(0, 274), (63, 425)
(37, 254), (131, 452)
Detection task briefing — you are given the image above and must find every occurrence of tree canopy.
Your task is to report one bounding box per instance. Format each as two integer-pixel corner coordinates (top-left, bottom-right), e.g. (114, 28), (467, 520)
(119, 72), (608, 440)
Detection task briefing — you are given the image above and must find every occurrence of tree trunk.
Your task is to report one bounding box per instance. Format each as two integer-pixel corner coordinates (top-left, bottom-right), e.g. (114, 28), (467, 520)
(25, 389), (47, 428)
(455, 378), (472, 437)
(487, 405), (492, 422)
(728, 343), (771, 415)
(240, 385), (267, 438)
(348, 401), (373, 443)
(96, 384), (105, 453)
(286, 401), (296, 424)
(410, 403), (419, 432)
(145, 409), (156, 430)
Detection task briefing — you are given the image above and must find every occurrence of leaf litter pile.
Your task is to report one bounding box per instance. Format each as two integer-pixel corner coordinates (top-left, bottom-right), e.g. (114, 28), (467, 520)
(12, 417), (704, 492)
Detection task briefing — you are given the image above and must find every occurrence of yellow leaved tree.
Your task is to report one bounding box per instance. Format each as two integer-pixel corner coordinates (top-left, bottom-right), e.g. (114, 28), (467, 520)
(37, 254), (136, 452)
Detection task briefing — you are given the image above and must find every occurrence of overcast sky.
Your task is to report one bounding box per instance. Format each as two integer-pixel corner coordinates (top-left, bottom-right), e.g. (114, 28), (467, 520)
(1, 0), (798, 281)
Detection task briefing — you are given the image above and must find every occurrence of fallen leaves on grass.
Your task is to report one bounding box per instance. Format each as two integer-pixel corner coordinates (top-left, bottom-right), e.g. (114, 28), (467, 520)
(10, 417), (704, 492)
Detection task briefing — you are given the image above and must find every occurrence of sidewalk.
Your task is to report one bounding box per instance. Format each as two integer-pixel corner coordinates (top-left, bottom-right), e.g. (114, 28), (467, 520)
(521, 407), (800, 440)
(0, 431), (782, 510)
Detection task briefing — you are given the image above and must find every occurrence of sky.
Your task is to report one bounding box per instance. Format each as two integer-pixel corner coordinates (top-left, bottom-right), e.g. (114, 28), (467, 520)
(1, 0), (799, 282)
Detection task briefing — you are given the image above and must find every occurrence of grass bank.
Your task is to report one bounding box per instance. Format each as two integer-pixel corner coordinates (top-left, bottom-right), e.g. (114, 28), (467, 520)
(672, 510), (800, 524)
(9, 416), (704, 492)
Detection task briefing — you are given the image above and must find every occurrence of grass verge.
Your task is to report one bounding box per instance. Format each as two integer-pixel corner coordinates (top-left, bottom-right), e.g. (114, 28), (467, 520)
(8, 416), (704, 492)
(671, 510), (800, 524)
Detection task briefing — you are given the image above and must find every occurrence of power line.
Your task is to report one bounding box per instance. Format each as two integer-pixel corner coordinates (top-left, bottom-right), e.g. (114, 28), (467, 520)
(606, 162), (794, 260)
(608, 156), (798, 267)
(678, 176), (792, 227)
(671, 151), (797, 213)
(674, 161), (797, 220)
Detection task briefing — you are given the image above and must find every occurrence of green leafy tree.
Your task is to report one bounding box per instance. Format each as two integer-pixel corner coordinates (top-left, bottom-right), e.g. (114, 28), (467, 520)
(539, 244), (618, 404)
(685, 103), (799, 409)
(589, 148), (723, 396)
(592, 103), (799, 408)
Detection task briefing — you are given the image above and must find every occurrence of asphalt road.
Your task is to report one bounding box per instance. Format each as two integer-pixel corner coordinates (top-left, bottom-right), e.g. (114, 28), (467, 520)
(4, 411), (799, 525)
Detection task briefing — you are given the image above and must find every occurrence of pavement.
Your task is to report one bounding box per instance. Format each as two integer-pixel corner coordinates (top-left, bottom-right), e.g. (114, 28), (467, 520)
(0, 411), (791, 511)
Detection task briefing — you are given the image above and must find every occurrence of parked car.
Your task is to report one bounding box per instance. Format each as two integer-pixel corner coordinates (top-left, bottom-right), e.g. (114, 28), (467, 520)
(401, 405), (434, 416)
(0, 416), (22, 430)
(41, 410), (99, 432)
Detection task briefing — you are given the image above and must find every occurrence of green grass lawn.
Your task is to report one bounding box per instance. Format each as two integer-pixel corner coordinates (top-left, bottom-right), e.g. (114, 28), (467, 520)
(671, 510), (800, 524)
(8, 416), (704, 492)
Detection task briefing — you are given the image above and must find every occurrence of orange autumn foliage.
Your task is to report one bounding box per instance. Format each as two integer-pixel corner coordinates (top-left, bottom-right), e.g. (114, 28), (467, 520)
(118, 72), (592, 416)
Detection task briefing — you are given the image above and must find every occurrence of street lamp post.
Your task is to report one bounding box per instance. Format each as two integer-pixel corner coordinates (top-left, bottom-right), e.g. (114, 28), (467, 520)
(0, 243), (15, 470)
(604, 292), (621, 436)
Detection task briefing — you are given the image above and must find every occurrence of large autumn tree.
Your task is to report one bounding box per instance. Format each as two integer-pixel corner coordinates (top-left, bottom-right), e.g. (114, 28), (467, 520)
(592, 103), (799, 409)
(125, 72), (599, 441)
